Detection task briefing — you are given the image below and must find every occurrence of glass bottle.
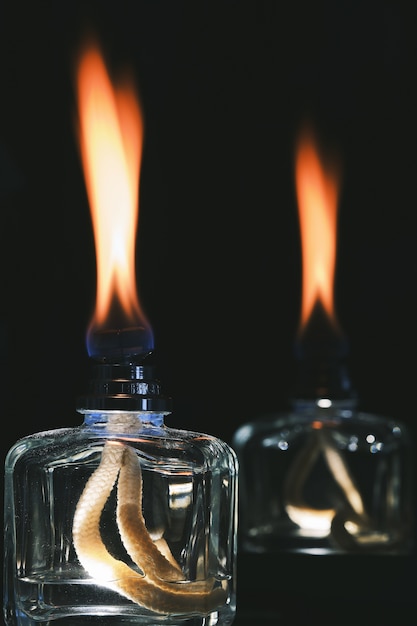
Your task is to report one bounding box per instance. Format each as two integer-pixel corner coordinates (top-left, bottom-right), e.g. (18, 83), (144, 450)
(4, 358), (238, 625)
(232, 308), (414, 556)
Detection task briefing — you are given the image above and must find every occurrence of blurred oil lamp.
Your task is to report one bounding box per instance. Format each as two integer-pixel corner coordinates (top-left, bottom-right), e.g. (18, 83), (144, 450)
(232, 123), (413, 555)
(3, 37), (238, 625)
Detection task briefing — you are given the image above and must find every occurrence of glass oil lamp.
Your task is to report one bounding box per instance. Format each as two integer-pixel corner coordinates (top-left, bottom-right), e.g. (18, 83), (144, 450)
(232, 125), (413, 556)
(4, 38), (238, 626)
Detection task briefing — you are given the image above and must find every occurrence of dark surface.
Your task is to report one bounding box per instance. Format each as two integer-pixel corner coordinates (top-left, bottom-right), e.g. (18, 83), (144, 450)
(1, 2), (416, 624)
(234, 552), (417, 625)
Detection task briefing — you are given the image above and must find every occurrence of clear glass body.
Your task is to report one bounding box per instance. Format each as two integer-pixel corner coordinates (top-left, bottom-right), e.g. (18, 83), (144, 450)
(4, 411), (238, 625)
(232, 403), (413, 555)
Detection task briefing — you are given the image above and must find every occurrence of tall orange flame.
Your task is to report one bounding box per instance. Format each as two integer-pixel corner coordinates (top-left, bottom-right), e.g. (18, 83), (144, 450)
(295, 126), (341, 332)
(74, 38), (152, 355)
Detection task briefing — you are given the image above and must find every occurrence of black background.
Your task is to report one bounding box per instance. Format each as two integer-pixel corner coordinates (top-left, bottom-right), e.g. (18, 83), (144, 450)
(1, 2), (416, 624)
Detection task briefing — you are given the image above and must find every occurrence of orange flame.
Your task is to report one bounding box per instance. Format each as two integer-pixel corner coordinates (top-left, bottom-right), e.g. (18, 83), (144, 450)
(295, 126), (341, 331)
(75, 39), (149, 341)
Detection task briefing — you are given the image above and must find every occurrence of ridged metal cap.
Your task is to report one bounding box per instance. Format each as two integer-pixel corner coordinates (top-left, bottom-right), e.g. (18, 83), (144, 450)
(77, 356), (172, 412)
(290, 301), (357, 405)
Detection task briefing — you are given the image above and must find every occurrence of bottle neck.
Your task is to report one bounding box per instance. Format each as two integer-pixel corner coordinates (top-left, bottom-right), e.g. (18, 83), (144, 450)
(80, 410), (169, 432)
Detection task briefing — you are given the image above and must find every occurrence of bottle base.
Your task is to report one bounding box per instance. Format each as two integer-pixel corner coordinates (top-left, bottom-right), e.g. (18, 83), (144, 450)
(5, 606), (236, 626)
(240, 522), (413, 555)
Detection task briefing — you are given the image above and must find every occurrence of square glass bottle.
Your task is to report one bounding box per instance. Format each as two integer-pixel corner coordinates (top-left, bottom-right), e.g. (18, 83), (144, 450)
(232, 328), (414, 555)
(4, 356), (238, 625)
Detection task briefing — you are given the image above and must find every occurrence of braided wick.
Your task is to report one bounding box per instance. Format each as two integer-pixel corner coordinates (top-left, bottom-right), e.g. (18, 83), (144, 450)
(72, 436), (226, 615)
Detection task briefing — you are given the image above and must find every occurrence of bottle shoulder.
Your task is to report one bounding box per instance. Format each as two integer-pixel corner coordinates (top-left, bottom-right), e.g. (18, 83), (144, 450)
(4, 423), (237, 474)
(232, 408), (411, 453)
